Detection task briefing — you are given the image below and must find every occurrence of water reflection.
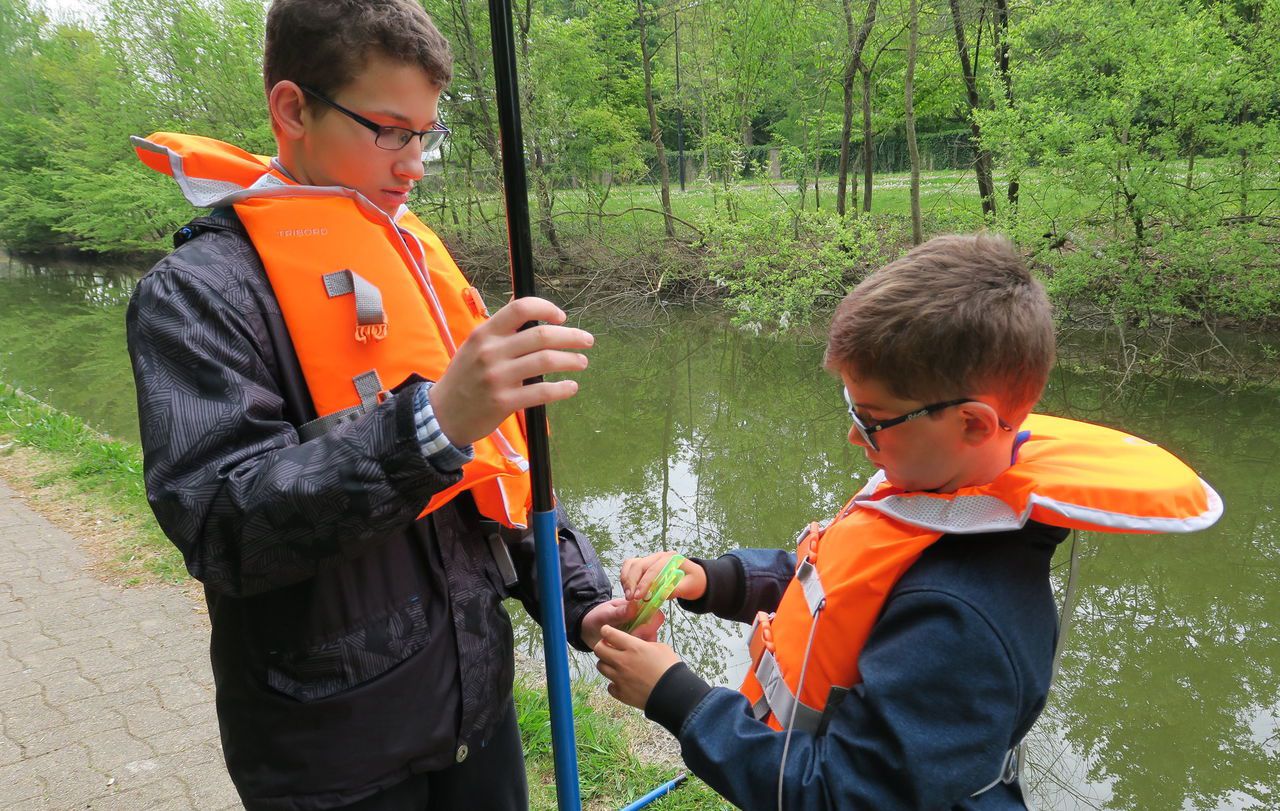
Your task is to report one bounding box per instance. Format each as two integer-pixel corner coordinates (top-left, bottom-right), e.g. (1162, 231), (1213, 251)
(0, 255), (143, 442)
(1, 255), (1277, 809)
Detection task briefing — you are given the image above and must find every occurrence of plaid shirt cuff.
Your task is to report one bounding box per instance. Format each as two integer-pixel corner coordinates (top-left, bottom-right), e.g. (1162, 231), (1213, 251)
(412, 382), (475, 473)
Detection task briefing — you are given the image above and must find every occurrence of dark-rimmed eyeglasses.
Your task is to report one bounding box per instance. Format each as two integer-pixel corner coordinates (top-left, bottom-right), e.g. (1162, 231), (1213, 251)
(300, 84), (449, 158)
(842, 388), (1011, 451)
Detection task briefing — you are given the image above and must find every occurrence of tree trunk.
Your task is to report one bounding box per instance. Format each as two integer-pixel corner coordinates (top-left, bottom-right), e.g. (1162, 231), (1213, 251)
(860, 62), (874, 213)
(948, 0), (997, 217)
(837, 70), (855, 217)
(515, 2), (566, 259)
(637, 0), (676, 239)
(906, 0), (922, 244)
(993, 0), (1018, 210)
(837, 0), (880, 217)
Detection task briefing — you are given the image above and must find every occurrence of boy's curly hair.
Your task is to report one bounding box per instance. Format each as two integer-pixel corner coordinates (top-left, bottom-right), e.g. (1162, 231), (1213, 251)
(264, 0), (453, 97)
(825, 234), (1055, 422)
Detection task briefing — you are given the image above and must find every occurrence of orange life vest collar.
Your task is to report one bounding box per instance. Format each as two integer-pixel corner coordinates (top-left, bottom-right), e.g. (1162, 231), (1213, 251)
(133, 132), (533, 529)
(741, 413), (1222, 735)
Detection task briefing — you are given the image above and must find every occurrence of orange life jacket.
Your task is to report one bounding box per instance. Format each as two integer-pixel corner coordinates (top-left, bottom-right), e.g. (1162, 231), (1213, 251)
(133, 132), (533, 529)
(740, 413), (1222, 734)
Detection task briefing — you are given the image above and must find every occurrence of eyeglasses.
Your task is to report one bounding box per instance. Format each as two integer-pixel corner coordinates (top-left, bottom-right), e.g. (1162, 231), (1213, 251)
(842, 388), (1011, 452)
(299, 84), (449, 158)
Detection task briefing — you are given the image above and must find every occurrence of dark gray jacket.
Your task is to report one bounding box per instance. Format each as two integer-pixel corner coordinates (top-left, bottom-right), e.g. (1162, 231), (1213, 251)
(125, 213), (611, 810)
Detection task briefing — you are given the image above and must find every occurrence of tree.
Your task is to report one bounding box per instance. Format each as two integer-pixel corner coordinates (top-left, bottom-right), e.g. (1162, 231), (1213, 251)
(836, 0), (879, 217)
(904, 0), (922, 243)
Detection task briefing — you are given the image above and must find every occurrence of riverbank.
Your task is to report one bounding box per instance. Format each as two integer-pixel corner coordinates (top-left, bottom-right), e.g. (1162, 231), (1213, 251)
(0, 385), (726, 810)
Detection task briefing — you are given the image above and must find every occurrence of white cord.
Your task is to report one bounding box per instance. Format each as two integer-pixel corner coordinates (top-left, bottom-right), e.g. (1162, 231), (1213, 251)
(777, 601), (824, 811)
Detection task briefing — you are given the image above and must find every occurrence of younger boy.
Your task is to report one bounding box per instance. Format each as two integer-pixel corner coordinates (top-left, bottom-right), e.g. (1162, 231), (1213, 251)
(596, 234), (1221, 809)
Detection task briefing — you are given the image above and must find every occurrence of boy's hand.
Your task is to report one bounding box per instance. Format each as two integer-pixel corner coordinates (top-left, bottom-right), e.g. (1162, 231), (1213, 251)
(594, 624), (682, 710)
(580, 598), (664, 649)
(430, 297), (593, 446)
(621, 552), (707, 603)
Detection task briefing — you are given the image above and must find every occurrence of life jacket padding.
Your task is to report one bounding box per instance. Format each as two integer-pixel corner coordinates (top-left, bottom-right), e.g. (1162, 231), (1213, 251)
(740, 413), (1223, 733)
(133, 132), (533, 529)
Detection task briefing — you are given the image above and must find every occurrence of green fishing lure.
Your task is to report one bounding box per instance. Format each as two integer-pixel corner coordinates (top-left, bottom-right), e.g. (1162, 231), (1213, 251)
(622, 554), (686, 633)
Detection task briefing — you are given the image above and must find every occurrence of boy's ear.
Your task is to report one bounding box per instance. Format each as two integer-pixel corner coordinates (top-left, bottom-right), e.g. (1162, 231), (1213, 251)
(958, 401), (1003, 446)
(268, 81), (309, 139)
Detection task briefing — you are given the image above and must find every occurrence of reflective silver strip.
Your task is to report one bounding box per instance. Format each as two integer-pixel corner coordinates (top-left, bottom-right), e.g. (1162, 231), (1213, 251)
(401, 229), (459, 355)
(1028, 478), (1224, 533)
(795, 559), (825, 616)
(754, 650), (823, 735)
(323, 269), (385, 327)
(859, 491), (1025, 534)
(488, 427), (530, 472)
(131, 136), (246, 207)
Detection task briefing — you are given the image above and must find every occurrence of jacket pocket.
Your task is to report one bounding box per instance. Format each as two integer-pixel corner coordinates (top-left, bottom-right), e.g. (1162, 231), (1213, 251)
(266, 595), (430, 702)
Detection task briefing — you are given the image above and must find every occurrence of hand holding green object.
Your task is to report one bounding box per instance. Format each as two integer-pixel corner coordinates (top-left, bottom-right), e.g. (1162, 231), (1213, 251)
(622, 554), (686, 633)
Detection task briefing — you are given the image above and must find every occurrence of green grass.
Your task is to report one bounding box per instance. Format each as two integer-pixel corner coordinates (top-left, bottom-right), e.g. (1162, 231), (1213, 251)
(0, 384), (185, 584)
(0, 383), (729, 809)
(425, 161), (1279, 251)
(515, 680), (730, 810)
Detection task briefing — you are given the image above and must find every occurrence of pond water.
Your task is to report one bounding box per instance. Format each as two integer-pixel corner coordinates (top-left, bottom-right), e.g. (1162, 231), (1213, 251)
(2, 252), (1277, 810)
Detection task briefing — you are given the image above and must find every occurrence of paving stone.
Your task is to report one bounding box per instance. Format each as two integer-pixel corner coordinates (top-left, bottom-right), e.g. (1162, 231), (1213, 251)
(122, 703), (188, 741)
(32, 764), (105, 808)
(0, 734), (23, 767)
(7, 631), (60, 662)
(39, 671), (103, 706)
(82, 728), (156, 774)
(10, 650), (80, 679)
(87, 775), (201, 811)
(0, 694), (69, 734)
(0, 759), (43, 804)
(72, 647), (135, 680)
(150, 672), (213, 713)
(0, 674), (43, 704)
(145, 726), (213, 757)
(15, 712), (129, 757)
(59, 691), (140, 727)
(0, 745), (87, 803)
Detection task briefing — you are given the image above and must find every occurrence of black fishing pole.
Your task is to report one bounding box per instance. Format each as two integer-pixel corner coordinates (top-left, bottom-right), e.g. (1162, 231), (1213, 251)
(486, 1), (581, 809)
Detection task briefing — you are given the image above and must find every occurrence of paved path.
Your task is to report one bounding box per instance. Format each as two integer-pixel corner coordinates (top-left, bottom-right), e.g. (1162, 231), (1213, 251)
(0, 480), (241, 810)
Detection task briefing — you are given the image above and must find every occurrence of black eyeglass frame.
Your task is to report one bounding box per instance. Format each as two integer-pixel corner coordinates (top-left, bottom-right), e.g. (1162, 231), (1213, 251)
(299, 84), (449, 155)
(842, 388), (1012, 451)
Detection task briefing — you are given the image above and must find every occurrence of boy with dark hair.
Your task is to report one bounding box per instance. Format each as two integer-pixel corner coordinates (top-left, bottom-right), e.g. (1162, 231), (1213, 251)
(126, 1), (649, 808)
(596, 234), (1222, 809)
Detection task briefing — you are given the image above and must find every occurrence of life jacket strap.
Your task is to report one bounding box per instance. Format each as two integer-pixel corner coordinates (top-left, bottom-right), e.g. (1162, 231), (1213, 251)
(795, 558), (826, 616)
(323, 269), (389, 342)
(296, 370), (387, 442)
(754, 648), (824, 734)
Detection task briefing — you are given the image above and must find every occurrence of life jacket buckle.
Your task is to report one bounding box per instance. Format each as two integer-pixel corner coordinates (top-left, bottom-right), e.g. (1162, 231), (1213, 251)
(999, 743), (1022, 784)
(748, 611), (775, 670)
(462, 286), (490, 318)
(803, 521), (823, 564)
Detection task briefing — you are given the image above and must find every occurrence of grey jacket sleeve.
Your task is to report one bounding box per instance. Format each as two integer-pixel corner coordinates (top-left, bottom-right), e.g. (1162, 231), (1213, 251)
(126, 257), (462, 598)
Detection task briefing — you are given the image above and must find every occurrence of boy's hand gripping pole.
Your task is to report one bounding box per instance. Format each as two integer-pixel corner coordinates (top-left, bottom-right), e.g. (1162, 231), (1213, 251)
(487, 1), (581, 809)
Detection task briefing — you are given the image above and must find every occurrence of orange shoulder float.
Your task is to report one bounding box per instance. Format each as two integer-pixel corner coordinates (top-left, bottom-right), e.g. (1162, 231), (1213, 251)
(740, 413), (1223, 733)
(133, 132), (533, 529)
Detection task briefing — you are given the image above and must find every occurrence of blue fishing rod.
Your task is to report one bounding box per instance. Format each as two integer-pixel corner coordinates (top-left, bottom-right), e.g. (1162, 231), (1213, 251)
(488, 5), (690, 810)
(486, 1), (581, 809)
